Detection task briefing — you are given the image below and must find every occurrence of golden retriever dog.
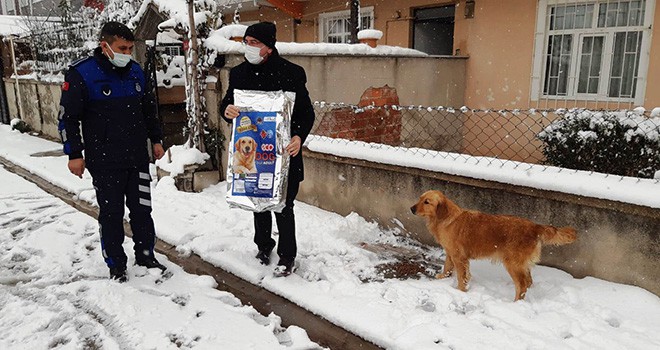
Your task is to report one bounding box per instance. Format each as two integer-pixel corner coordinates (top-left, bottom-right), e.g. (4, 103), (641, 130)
(411, 190), (576, 301)
(233, 136), (258, 174)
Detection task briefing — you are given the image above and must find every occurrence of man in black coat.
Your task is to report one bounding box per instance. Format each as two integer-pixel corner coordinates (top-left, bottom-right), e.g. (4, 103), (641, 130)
(220, 22), (315, 276)
(59, 22), (167, 282)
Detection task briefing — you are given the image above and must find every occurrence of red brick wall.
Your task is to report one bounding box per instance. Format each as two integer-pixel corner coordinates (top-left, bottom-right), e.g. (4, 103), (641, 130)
(315, 85), (402, 146)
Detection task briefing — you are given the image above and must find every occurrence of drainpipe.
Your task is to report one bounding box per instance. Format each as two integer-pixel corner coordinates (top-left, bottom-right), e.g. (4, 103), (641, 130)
(8, 35), (23, 120)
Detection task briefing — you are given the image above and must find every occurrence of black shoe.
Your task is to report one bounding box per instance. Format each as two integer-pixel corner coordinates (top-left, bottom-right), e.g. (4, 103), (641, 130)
(273, 259), (295, 277)
(255, 249), (272, 265)
(109, 267), (127, 283)
(135, 257), (167, 271)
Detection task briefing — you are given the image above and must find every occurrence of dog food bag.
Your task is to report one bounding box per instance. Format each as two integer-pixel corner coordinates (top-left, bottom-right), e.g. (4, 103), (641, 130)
(226, 89), (296, 212)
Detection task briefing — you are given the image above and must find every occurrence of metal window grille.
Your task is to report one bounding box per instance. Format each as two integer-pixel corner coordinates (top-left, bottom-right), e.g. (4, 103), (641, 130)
(320, 7), (374, 44)
(540, 0), (649, 102)
(163, 46), (182, 57)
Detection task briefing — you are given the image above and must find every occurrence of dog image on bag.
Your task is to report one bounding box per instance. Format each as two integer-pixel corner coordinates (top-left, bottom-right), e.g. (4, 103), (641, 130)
(233, 136), (258, 174)
(411, 190), (577, 301)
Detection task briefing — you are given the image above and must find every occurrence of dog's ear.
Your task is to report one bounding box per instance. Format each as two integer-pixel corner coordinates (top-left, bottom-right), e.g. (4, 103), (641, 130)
(235, 140), (240, 151)
(436, 199), (450, 221)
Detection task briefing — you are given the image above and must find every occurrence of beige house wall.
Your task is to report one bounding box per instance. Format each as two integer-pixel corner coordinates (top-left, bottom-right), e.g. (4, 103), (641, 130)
(458, 0), (660, 110)
(234, 0), (456, 48)
(235, 0), (660, 110)
(645, 4), (660, 107)
(455, 0), (538, 109)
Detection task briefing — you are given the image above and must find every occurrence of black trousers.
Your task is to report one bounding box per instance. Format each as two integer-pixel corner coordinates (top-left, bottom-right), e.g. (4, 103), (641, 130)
(91, 164), (156, 269)
(253, 179), (300, 263)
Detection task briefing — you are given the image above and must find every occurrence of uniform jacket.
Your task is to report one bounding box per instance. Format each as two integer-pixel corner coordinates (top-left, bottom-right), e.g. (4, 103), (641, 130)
(58, 47), (162, 171)
(220, 51), (315, 182)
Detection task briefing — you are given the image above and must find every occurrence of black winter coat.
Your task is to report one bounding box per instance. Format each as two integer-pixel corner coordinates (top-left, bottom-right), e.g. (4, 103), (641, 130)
(220, 52), (315, 182)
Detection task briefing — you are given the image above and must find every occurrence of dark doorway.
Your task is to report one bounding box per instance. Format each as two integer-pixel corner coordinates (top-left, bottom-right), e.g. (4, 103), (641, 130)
(413, 5), (455, 55)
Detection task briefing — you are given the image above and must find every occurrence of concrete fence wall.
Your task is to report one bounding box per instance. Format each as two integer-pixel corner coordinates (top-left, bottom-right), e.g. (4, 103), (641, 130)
(298, 151), (660, 296)
(214, 53), (467, 114)
(4, 79), (62, 140)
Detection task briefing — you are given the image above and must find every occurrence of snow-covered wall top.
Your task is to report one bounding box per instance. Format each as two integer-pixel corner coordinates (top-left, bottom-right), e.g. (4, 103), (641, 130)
(204, 33), (428, 57)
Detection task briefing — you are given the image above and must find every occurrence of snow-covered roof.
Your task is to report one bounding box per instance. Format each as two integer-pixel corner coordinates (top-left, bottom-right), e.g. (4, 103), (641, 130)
(156, 29), (182, 44)
(157, 11), (209, 31)
(130, 0), (188, 29)
(0, 15), (60, 36)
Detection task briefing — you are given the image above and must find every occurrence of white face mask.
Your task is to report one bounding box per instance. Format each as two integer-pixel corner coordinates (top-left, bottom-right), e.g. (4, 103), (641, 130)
(105, 44), (132, 67)
(244, 45), (264, 65)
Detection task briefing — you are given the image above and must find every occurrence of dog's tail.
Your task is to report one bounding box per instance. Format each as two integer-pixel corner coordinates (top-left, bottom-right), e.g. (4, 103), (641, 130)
(540, 226), (577, 245)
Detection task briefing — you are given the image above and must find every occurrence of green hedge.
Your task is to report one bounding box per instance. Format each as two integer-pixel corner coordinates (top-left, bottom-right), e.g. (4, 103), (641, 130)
(537, 110), (660, 178)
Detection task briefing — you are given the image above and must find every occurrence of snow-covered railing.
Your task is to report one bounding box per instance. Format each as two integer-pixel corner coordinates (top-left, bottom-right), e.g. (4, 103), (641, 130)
(309, 103), (660, 182)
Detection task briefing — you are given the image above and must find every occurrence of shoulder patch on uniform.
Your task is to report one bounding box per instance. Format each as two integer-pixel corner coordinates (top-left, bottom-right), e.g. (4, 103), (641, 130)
(61, 82), (69, 91)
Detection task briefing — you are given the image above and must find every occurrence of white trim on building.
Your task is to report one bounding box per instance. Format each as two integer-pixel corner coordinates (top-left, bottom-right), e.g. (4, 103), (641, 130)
(531, 0), (655, 106)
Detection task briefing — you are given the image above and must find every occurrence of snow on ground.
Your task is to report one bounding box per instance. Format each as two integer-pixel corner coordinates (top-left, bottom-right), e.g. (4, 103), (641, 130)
(0, 165), (318, 349)
(1, 125), (660, 350)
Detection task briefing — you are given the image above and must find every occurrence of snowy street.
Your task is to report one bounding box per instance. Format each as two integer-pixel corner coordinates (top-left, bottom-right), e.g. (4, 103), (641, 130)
(0, 165), (318, 349)
(1, 125), (660, 350)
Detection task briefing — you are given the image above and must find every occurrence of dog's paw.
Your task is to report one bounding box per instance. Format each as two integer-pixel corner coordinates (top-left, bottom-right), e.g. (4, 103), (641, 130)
(436, 272), (452, 279)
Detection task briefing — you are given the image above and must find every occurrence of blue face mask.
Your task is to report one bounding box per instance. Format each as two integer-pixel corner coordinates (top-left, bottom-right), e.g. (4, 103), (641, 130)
(104, 43), (132, 67)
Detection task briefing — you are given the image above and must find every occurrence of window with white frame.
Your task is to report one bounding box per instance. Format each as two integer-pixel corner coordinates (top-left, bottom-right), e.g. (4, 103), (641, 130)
(319, 7), (374, 44)
(162, 46), (182, 57)
(532, 0), (654, 103)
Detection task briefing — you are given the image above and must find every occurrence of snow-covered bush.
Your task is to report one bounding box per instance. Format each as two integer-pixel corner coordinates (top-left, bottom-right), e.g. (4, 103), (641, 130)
(538, 110), (660, 178)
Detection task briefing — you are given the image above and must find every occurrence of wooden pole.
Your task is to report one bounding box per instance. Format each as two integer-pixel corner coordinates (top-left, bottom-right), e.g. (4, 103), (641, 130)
(349, 0), (360, 44)
(186, 0), (205, 152)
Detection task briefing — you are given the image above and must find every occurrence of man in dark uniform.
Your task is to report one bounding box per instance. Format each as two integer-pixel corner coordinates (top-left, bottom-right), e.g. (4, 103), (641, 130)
(58, 22), (166, 282)
(220, 22), (315, 276)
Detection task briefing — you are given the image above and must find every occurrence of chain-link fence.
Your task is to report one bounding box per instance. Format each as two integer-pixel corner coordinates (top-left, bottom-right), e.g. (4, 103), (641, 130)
(310, 102), (660, 181)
